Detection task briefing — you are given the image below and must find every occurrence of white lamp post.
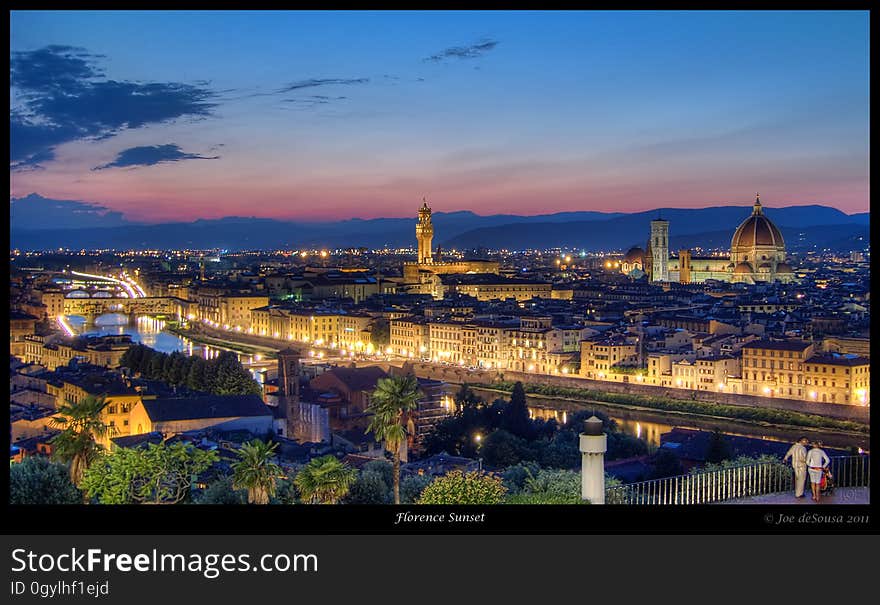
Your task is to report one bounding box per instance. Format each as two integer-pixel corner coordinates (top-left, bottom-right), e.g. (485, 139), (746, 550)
(580, 416), (607, 504)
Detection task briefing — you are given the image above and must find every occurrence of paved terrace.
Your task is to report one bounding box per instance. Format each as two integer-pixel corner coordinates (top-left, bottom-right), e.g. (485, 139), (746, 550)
(718, 487), (869, 505)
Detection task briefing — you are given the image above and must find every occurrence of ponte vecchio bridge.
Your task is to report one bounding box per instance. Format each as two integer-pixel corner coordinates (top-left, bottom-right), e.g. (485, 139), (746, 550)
(62, 294), (196, 322)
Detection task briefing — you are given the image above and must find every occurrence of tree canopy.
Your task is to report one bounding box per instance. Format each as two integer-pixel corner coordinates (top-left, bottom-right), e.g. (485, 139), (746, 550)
(50, 394), (109, 486)
(10, 457), (83, 505)
(80, 442), (218, 504)
(293, 455), (357, 504)
(119, 344), (261, 396)
(417, 470), (507, 505)
(367, 374), (422, 504)
(232, 440), (282, 504)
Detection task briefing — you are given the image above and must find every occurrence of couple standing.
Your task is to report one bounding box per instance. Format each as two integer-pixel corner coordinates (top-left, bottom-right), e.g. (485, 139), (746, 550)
(783, 437), (830, 502)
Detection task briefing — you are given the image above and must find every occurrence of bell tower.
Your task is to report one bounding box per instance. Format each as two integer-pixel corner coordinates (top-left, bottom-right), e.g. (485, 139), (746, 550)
(649, 218), (669, 282)
(416, 198), (434, 264)
(277, 348), (301, 437)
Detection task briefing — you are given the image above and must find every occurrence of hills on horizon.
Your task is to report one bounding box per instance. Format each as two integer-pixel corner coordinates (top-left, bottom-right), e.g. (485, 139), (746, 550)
(9, 193), (869, 252)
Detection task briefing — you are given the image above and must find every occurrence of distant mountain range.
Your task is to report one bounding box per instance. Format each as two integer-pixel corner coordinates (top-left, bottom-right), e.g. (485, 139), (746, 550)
(444, 205), (869, 252)
(9, 195), (869, 252)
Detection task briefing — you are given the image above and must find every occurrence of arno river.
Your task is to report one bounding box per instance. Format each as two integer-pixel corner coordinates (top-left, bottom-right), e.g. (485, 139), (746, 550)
(70, 314), (268, 384)
(70, 314), (867, 452)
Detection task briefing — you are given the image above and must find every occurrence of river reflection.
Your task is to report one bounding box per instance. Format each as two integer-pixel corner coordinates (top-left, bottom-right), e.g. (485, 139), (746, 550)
(475, 388), (868, 451)
(71, 316), (268, 384)
(529, 406), (673, 447)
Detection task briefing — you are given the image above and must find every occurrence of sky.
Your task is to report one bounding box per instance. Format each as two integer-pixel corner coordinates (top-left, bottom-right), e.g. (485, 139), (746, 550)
(9, 10), (870, 223)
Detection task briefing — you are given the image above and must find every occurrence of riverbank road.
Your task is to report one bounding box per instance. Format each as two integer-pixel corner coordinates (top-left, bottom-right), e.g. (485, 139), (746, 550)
(717, 487), (869, 504)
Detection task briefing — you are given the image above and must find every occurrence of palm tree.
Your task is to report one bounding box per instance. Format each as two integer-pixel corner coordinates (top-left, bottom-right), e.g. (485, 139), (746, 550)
(50, 395), (109, 486)
(231, 440), (282, 504)
(366, 374), (422, 504)
(293, 455), (356, 504)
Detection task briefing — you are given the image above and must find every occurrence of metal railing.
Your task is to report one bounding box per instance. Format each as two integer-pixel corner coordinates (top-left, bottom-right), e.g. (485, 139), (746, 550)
(828, 454), (870, 489)
(606, 455), (870, 505)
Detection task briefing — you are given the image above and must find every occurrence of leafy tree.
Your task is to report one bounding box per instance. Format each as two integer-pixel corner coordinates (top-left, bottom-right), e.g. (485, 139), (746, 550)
(454, 383), (482, 408)
(148, 353), (165, 379)
(211, 351), (262, 395)
(417, 470), (507, 505)
(705, 428), (733, 464)
(10, 456), (82, 505)
(538, 430), (580, 469)
(80, 442), (218, 504)
(50, 395), (109, 486)
(346, 465), (393, 505)
(271, 477), (299, 505)
(232, 440), (282, 504)
(294, 455), (357, 504)
(161, 353), (176, 383)
(606, 430), (650, 460)
(422, 388), (500, 458)
(649, 449), (685, 480)
(177, 356), (195, 388)
(523, 468), (581, 497)
(137, 347), (156, 375)
(366, 375), (422, 504)
(119, 345), (146, 376)
(186, 356), (208, 391)
(500, 461), (542, 493)
(400, 474), (432, 504)
(370, 318), (390, 348)
(167, 352), (189, 386)
(501, 381), (533, 439)
(480, 429), (527, 468)
(506, 469), (585, 504)
(195, 476), (247, 505)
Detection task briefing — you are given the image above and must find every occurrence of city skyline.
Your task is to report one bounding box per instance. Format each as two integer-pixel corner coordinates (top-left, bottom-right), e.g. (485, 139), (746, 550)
(10, 10), (870, 223)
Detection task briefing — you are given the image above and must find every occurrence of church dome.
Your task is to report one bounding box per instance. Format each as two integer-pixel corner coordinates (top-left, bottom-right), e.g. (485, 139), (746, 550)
(734, 262), (753, 274)
(624, 247), (645, 264)
(731, 195), (785, 250)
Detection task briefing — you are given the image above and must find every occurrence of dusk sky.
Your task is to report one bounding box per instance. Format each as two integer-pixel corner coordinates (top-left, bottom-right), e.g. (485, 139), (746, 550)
(9, 10), (869, 223)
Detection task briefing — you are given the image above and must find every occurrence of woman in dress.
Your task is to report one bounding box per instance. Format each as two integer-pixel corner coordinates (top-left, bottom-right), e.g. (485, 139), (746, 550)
(806, 441), (831, 502)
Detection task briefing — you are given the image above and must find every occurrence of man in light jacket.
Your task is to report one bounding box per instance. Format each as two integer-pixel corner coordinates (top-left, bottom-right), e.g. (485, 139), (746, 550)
(783, 436), (809, 498)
